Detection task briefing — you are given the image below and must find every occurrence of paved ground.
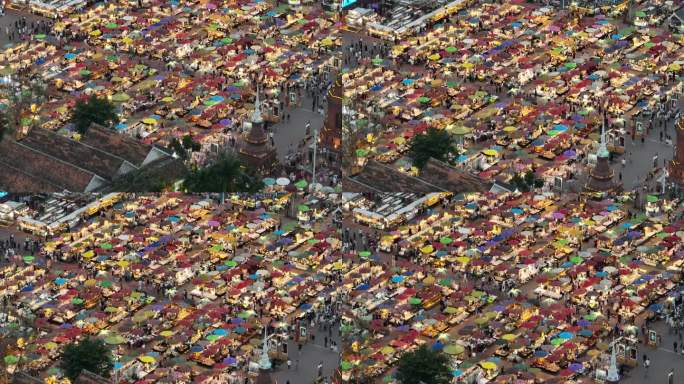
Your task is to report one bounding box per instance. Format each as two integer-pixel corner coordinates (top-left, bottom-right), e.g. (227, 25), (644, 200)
(271, 93), (325, 162)
(271, 326), (342, 384)
(611, 102), (679, 191)
(0, 8), (49, 47)
(621, 318), (684, 384)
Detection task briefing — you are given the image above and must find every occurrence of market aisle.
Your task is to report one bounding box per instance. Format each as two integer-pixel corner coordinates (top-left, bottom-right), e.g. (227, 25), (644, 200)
(271, 326), (342, 384)
(271, 93), (325, 163)
(621, 318), (684, 384)
(0, 9), (49, 47)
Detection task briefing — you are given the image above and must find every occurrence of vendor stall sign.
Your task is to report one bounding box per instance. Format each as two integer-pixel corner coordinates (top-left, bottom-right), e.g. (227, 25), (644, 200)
(553, 177), (563, 193)
(648, 329), (657, 346)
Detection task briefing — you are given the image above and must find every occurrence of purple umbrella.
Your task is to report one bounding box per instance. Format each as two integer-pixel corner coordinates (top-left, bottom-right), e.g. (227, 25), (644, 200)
(569, 363), (583, 372)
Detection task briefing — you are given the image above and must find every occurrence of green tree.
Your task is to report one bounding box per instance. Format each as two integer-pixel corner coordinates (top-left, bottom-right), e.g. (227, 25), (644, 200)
(408, 128), (455, 170)
(70, 95), (119, 135)
(183, 154), (264, 193)
(169, 135), (201, 160)
(169, 137), (187, 160)
(59, 338), (113, 381)
(181, 134), (201, 151)
(395, 345), (452, 384)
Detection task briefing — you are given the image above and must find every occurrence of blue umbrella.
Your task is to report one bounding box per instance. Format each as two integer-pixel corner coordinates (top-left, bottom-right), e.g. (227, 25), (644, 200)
(534, 350), (548, 357)
(55, 278), (67, 285)
(558, 331), (573, 339)
(213, 329), (229, 336)
(648, 303), (662, 312)
(391, 275), (404, 283)
(300, 303), (312, 310)
(402, 78), (415, 85)
(432, 341), (444, 351)
(578, 329), (593, 337)
(357, 284), (370, 291)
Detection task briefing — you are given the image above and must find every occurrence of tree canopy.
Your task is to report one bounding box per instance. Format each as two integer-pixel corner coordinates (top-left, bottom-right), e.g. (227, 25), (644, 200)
(183, 154), (264, 193)
(408, 128), (455, 170)
(70, 95), (119, 135)
(395, 345), (452, 384)
(59, 338), (113, 381)
(511, 171), (543, 192)
(170, 134), (202, 160)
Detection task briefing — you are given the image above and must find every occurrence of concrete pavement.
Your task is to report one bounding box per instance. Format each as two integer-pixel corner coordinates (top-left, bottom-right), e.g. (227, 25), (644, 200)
(271, 93), (325, 162)
(0, 9), (49, 47)
(621, 318), (684, 384)
(271, 325), (342, 384)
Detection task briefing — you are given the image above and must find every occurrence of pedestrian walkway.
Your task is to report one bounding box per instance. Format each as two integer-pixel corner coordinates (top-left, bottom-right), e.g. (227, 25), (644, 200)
(622, 319), (684, 384)
(271, 324), (341, 384)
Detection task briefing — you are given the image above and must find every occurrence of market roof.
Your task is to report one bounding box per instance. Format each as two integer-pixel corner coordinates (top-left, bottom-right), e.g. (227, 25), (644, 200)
(20, 127), (134, 180)
(0, 138), (104, 192)
(79, 124), (159, 167)
(672, 6), (684, 23)
(74, 370), (112, 384)
(12, 372), (43, 384)
(0, 163), (65, 192)
(346, 160), (449, 193)
(419, 158), (490, 193)
(0, 125), (183, 192)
